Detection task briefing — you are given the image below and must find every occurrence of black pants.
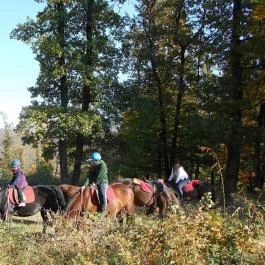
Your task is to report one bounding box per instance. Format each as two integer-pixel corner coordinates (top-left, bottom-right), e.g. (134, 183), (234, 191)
(97, 183), (108, 212)
(17, 188), (26, 203)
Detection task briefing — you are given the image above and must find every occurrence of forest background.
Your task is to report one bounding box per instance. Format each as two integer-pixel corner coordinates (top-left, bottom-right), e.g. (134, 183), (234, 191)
(0, 0), (265, 202)
(0, 1), (265, 264)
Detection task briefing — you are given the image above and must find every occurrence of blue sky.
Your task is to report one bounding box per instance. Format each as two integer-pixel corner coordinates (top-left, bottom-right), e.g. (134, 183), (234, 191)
(0, 0), (43, 128)
(0, 0), (135, 128)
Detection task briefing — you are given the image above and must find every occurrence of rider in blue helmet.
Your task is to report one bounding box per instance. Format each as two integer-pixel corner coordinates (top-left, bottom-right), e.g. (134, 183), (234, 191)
(81, 151), (108, 213)
(9, 159), (29, 207)
(90, 152), (102, 161)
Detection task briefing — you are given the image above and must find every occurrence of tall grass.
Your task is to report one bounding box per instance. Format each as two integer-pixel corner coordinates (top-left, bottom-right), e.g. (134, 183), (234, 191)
(0, 195), (264, 265)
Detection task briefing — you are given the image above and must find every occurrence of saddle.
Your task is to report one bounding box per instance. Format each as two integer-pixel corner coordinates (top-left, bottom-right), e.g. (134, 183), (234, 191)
(133, 178), (153, 193)
(90, 185), (116, 206)
(183, 180), (200, 193)
(8, 186), (35, 205)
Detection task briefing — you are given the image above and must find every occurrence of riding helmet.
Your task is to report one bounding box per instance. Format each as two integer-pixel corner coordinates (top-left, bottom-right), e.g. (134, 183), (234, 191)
(10, 159), (21, 168)
(90, 152), (102, 161)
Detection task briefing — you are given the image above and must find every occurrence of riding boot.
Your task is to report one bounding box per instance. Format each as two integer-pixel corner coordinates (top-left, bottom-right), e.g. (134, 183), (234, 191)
(98, 183), (107, 214)
(99, 200), (107, 214)
(17, 188), (26, 207)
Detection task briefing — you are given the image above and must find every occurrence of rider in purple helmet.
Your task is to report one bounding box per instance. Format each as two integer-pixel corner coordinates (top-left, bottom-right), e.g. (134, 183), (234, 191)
(9, 159), (29, 207)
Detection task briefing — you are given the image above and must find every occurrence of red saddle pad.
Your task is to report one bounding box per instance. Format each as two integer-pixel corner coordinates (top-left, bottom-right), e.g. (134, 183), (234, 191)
(8, 186), (35, 205)
(183, 180), (200, 193)
(91, 186), (116, 205)
(140, 180), (153, 193)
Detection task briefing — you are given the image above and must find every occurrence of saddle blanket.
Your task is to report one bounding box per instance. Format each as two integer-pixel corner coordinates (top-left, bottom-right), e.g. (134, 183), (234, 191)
(91, 186), (116, 205)
(8, 186), (35, 205)
(183, 180), (200, 193)
(132, 178), (153, 193)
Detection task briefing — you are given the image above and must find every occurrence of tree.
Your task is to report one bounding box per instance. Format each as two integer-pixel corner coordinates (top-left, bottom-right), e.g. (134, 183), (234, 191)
(12, 0), (126, 184)
(0, 112), (13, 180)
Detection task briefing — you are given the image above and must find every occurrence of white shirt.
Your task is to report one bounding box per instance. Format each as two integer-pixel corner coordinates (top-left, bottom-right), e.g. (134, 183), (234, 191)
(168, 166), (189, 184)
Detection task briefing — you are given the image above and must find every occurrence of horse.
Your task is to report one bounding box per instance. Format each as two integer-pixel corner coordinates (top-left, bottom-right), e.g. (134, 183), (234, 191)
(60, 183), (134, 220)
(0, 185), (65, 233)
(166, 180), (215, 202)
(117, 178), (180, 218)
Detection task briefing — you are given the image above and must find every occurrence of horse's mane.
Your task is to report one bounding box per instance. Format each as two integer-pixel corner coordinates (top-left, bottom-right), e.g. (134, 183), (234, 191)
(64, 188), (85, 213)
(50, 185), (67, 212)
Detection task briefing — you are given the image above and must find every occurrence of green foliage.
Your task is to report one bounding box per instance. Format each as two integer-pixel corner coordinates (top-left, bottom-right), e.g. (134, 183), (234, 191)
(198, 192), (216, 210)
(0, 196), (264, 265)
(27, 159), (56, 185)
(16, 106), (102, 159)
(113, 95), (160, 177)
(6, 0), (265, 190)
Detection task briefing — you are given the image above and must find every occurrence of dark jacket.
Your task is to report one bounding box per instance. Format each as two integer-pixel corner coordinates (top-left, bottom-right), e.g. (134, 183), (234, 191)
(10, 169), (28, 189)
(83, 160), (108, 186)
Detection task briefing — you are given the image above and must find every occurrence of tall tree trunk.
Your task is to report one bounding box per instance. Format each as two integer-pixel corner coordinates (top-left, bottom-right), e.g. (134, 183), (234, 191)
(224, 0), (243, 199)
(157, 132), (162, 177)
(72, 0), (94, 184)
(255, 102), (265, 188)
(171, 45), (186, 166)
(146, 4), (170, 177)
(57, 2), (69, 183)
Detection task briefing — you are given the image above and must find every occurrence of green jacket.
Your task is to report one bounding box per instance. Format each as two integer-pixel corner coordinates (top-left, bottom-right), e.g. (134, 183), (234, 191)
(83, 160), (108, 186)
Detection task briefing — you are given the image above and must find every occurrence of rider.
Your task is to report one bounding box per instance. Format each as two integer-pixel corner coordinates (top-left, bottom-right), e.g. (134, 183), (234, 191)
(9, 159), (29, 207)
(168, 158), (190, 201)
(81, 151), (108, 213)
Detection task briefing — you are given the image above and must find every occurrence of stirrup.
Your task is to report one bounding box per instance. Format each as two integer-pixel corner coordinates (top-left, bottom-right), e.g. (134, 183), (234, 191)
(18, 202), (26, 207)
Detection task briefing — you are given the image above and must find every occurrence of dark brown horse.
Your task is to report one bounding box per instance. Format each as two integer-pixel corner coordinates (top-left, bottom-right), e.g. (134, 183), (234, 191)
(166, 180), (215, 202)
(0, 185), (65, 233)
(60, 183), (134, 219)
(117, 178), (180, 218)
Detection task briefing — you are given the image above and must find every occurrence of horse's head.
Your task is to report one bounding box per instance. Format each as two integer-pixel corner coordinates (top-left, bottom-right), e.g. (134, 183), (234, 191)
(64, 186), (93, 217)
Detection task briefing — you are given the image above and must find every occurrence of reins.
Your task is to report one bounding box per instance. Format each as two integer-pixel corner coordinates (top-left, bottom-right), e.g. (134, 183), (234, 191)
(75, 188), (84, 223)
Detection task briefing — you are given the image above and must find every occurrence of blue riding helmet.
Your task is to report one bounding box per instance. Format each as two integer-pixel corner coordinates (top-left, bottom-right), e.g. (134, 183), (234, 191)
(11, 159), (21, 168)
(90, 152), (102, 161)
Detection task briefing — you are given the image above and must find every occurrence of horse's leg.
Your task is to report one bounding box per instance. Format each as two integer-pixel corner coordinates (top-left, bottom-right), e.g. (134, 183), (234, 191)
(2, 210), (9, 222)
(158, 193), (168, 219)
(146, 191), (161, 216)
(126, 203), (134, 217)
(107, 203), (120, 218)
(40, 209), (49, 233)
(124, 200), (135, 224)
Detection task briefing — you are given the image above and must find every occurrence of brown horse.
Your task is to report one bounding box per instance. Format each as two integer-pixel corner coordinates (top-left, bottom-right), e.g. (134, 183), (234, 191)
(117, 178), (180, 218)
(60, 183), (134, 219)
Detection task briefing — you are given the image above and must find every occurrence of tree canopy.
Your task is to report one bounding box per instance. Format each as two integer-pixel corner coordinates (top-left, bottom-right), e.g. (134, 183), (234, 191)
(9, 0), (265, 197)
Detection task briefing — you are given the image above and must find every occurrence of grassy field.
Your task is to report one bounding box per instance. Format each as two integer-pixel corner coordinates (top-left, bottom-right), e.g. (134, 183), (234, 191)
(0, 194), (264, 265)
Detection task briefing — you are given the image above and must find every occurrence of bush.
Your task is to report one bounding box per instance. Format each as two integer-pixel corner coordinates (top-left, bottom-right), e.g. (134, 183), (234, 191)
(0, 194), (264, 265)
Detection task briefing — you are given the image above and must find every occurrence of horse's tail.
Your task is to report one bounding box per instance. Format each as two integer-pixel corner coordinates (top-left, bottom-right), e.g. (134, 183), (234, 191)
(50, 185), (66, 213)
(0, 187), (9, 220)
